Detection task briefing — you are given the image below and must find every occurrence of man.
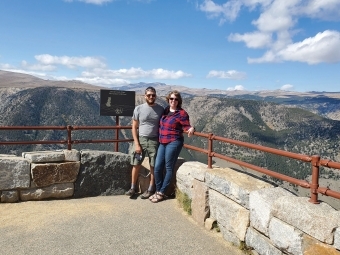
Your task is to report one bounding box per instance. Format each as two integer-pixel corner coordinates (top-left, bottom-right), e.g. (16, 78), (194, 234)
(125, 86), (164, 199)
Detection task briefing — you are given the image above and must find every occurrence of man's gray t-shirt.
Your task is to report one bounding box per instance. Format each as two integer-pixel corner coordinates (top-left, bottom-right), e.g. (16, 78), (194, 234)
(133, 103), (164, 138)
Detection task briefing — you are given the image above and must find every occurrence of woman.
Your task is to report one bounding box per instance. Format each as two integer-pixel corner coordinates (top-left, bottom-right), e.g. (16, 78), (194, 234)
(150, 90), (194, 203)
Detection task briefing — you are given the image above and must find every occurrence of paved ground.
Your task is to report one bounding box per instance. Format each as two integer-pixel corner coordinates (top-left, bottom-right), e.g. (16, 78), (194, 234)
(0, 195), (245, 255)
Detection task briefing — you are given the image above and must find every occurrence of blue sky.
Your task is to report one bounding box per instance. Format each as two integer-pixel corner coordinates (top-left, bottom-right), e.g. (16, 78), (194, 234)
(1, 0), (340, 92)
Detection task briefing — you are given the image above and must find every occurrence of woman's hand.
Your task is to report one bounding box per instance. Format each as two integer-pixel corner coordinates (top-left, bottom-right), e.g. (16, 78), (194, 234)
(187, 127), (195, 137)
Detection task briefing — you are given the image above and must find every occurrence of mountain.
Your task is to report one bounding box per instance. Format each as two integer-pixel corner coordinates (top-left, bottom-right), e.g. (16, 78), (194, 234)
(2, 69), (340, 120)
(0, 70), (107, 90)
(2, 70), (340, 208)
(117, 82), (340, 121)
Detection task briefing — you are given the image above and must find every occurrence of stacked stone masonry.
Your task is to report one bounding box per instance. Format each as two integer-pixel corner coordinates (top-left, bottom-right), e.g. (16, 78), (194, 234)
(0, 150), (131, 202)
(176, 161), (340, 255)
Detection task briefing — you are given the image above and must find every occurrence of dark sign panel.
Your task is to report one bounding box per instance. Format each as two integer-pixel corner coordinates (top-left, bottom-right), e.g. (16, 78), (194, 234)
(100, 90), (135, 116)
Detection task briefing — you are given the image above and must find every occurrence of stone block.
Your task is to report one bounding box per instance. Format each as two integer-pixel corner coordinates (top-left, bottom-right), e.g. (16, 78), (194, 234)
(186, 161), (209, 181)
(191, 179), (209, 226)
(269, 217), (303, 255)
(334, 228), (340, 250)
(31, 161), (80, 187)
(245, 227), (283, 255)
(209, 189), (249, 241)
(20, 183), (74, 201)
(22, 150), (65, 163)
(74, 150), (131, 198)
(250, 187), (294, 236)
(219, 225), (241, 246)
(1, 190), (19, 203)
(205, 167), (273, 209)
(176, 161), (207, 199)
(176, 163), (194, 198)
(205, 218), (216, 230)
(63, 149), (80, 161)
(272, 196), (339, 244)
(0, 154), (16, 157)
(0, 156), (30, 190)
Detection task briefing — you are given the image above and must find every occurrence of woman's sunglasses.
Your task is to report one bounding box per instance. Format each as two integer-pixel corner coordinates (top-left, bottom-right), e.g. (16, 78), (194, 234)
(169, 97), (178, 101)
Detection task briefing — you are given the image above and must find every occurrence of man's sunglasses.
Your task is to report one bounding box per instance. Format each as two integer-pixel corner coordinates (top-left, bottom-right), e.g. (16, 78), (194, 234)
(169, 97), (178, 101)
(146, 94), (156, 98)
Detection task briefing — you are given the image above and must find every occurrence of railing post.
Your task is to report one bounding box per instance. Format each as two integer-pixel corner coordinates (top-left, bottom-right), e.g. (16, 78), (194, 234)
(309, 155), (320, 204)
(115, 116), (119, 152)
(67, 125), (72, 150)
(207, 133), (214, 169)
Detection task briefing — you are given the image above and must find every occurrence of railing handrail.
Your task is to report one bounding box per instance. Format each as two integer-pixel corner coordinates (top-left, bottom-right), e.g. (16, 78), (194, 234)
(1, 125), (340, 204)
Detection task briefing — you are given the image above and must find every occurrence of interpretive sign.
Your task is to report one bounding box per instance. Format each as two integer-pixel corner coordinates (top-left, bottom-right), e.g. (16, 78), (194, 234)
(100, 90), (135, 116)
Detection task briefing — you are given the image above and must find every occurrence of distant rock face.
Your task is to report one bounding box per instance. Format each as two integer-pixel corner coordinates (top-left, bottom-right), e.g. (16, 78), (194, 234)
(74, 150), (131, 198)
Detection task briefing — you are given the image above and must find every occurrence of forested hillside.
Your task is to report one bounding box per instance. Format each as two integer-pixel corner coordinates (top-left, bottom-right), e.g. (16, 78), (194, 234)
(181, 96), (340, 182)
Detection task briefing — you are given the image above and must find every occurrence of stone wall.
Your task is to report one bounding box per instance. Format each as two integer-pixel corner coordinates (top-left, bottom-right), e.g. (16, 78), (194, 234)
(176, 161), (340, 255)
(0, 150), (132, 202)
(2, 150), (340, 254)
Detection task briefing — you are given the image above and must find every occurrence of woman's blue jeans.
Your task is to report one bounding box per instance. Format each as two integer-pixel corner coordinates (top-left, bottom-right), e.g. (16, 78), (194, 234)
(154, 139), (184, 194)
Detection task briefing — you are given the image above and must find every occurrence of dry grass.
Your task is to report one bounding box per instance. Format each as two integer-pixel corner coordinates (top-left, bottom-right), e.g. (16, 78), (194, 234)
(175, 188), (192, 215)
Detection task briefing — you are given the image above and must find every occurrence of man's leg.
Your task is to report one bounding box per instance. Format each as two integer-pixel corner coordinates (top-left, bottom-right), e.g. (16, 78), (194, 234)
(126, 164), (140, 196)
(149, 166), (155, 188)
(140, 137), (159, 199)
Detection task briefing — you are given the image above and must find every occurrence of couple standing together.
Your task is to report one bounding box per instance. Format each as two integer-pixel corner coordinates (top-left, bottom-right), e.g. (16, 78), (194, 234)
(125, 86), (194, 203)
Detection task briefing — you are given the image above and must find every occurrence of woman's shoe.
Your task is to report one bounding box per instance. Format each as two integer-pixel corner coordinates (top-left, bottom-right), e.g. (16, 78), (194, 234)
(150, 192), (165, 203)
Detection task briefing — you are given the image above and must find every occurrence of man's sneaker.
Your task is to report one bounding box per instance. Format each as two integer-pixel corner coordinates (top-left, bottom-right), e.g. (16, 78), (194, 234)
(140, 190), (154, 199)
(125, 189), (136, 196)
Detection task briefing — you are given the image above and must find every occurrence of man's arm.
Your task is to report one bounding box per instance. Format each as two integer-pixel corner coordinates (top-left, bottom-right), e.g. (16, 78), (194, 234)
(132, 119), (142, 153)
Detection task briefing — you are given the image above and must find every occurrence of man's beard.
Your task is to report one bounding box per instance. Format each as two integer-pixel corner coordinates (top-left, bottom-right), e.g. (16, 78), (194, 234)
(146, 99), (155, 105)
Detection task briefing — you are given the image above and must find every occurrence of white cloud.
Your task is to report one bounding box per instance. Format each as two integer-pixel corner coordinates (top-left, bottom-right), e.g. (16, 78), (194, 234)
(1, 53), (191, 87)
(227, 85), (245, 91)
(64, 0), (112, 5)
(299, 0), (340, 21)
(64, 0), (155, 4)
(82, 67), (191, 80)
(35, 54), (106, 69)
(199, 0), (242, 23)
(200, 0), (340, 64)
(278, 30), (340, 64)
(21, 60), (56, 71)
(207, 70), (246, 79)
(76, 77), (130, 86)
(248, 50), (278, 63)
(280, 84), (294, 90)
(228, 31), (272, 48)
(0, 63), (14, 69)
(252, 1), (297, 33)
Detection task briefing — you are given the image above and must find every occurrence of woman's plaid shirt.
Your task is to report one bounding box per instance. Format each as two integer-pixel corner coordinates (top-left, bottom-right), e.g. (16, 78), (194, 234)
(159, 106), (192, 144)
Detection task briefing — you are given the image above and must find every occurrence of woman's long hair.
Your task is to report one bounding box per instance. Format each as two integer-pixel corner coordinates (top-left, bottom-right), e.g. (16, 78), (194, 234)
(166, 90), (182, 108)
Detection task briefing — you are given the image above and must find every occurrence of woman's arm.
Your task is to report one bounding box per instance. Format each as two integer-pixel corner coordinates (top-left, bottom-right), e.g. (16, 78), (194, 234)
(178, 109), (194, 137)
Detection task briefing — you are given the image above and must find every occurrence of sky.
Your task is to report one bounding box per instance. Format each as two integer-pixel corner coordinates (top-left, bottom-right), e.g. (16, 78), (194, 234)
(0, 0), (340, 92)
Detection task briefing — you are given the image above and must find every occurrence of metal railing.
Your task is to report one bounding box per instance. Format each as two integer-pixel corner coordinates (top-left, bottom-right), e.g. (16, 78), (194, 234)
(1, 125), (340, 204)
(0, 125), (133, 151)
